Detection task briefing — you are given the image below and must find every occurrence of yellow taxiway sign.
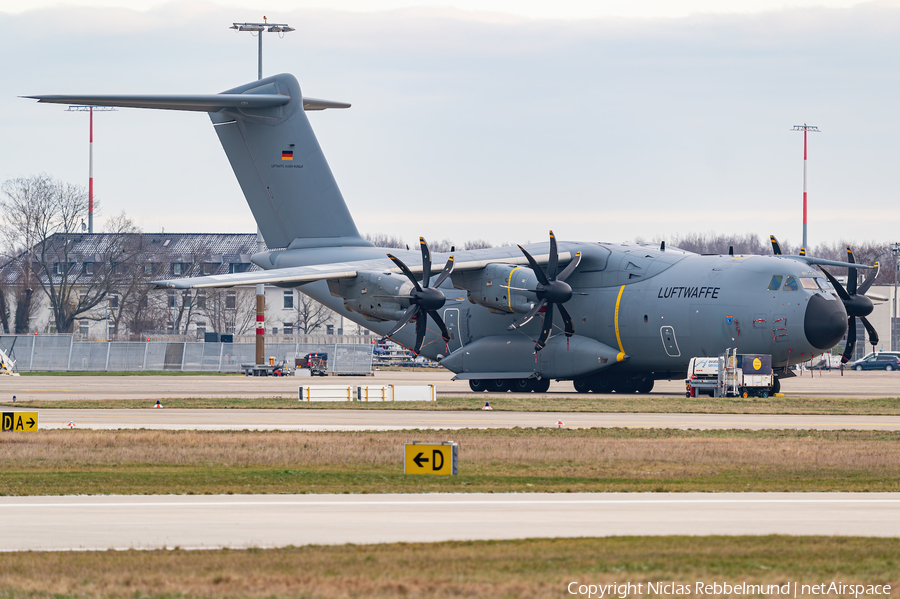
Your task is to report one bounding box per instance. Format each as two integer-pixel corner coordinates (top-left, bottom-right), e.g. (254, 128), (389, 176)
(2, 411), (38, 433)
(404, 442), (458, 475)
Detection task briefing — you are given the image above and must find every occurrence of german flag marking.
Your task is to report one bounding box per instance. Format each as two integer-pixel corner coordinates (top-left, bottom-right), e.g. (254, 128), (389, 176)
(282, 150), (293, 161)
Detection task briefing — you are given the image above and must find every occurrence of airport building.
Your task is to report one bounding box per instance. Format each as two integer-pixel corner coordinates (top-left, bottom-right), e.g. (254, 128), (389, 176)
(0, 232), (368, 341)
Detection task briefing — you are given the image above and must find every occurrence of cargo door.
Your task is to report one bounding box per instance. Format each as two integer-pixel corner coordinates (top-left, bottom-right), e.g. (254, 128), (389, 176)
(443, 308), (463, 353)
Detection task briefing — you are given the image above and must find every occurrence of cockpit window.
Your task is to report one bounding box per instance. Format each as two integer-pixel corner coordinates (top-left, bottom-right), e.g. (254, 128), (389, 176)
(783, 276), (799, 291)
(815, 277), (831, 291)
(767, 275), (783, 291)
(799, 277), (818, 290)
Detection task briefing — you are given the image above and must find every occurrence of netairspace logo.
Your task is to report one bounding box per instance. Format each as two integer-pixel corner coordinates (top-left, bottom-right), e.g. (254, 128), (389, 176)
(566, 581), (893, 598)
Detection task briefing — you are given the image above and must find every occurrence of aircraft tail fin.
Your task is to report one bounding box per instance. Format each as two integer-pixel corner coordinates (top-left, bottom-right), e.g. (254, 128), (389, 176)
(27, 74), (369, 250)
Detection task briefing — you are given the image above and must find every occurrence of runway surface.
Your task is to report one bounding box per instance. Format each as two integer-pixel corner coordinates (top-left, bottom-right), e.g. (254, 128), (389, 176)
(0, 369), (897, 401)
(29, 408), (900, 431)
(1, 493), (897, 551)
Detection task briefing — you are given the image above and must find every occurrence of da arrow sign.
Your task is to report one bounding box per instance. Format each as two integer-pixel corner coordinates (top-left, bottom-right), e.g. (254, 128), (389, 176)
(2, 411), (38, 433)
(404, 442), (458, 475)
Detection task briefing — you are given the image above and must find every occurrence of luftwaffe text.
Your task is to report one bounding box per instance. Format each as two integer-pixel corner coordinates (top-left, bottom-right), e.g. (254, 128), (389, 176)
(657, 286), (720, 299)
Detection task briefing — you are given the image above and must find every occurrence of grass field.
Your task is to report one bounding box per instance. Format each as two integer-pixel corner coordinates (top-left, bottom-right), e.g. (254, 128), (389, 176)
(3, 394), (900, 414)
(0, 536), (897, 598)
(2, 428), (899, 495)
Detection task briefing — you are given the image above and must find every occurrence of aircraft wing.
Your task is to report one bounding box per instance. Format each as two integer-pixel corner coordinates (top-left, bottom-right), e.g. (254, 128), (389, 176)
(151, 248), (572, 289)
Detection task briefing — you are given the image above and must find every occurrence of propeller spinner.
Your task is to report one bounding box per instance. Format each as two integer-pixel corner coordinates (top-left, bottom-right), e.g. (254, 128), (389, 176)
(507, 231), (582, 351)
(385, 238), (455, 354)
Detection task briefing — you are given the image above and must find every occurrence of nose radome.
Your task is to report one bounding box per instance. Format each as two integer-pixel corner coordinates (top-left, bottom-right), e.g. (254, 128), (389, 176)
(804, 293), (847, 350)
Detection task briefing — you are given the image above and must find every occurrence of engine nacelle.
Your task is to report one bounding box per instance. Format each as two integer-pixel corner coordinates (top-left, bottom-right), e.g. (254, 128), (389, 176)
(452, 263), (538, 314)
(327, 271), (412, 322)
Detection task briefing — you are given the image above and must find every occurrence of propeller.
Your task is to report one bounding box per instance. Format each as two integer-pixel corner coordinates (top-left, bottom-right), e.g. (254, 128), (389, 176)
(816, 246), (879, 363)
(507, 231), (582, 351)
(385, 237), (455, 354)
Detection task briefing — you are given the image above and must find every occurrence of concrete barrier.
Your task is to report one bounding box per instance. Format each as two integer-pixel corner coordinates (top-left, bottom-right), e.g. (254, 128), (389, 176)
(302, 385), (437, 402)
(298, 385), (355, 402)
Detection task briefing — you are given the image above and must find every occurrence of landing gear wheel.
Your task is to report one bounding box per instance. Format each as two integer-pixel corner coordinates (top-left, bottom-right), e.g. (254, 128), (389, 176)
(469, 379), (487, 392)
(590, 375), (612, 394)
(513, 378), (535, 393)
(635, 377), (654, 394)
(532, 378), (551, 393)
(573, 378), (592, 394)
(771, 377), (781, 394)
(489, 379), (510, 393)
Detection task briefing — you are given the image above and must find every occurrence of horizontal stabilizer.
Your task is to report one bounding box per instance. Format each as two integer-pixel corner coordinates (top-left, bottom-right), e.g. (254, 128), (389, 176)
(24, 94), (349, 112)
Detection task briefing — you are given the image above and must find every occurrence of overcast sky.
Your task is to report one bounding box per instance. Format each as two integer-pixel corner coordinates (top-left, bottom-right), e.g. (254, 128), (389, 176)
(2, 0), (899, 249)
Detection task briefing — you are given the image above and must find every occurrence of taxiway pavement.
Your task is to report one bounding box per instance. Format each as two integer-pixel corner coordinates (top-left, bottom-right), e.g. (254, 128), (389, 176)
(29, 408), (900, 431)
(0, 369), (898, 402)
(1, 493), (897, 551)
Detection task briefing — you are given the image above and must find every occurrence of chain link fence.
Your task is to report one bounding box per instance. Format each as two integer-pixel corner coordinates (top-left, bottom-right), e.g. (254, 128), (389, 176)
(0, 335), (373, 374)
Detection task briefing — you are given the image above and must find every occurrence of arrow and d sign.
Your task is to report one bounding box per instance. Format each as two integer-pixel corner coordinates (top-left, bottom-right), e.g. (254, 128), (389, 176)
(404, 442), (458, 475)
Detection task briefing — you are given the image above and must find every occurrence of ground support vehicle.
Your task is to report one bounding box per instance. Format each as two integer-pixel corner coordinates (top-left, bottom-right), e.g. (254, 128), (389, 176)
(687, 349), (776, 398)
(241, 356), (292, 377)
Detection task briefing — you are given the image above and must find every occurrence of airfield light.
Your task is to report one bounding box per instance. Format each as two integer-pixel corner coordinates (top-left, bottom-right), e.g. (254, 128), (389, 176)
(66, 105), (116, 234)
(791, 124), (820, 251)
(230, 16), (294, 365)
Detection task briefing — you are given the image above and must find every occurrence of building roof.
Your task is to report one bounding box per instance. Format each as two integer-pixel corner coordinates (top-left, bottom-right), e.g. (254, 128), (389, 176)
(1, 232), (266, 286)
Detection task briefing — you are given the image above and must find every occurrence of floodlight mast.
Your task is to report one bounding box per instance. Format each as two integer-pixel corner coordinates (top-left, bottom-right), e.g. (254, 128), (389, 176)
(67, 106), (116, 234)
(230, 16), (294, 366)
(792, 124), (820, 251)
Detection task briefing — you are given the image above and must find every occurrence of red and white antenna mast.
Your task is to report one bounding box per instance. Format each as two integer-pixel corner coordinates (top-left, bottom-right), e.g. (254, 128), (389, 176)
(792, 124), (820, 252)
(67, 105), (116, 233)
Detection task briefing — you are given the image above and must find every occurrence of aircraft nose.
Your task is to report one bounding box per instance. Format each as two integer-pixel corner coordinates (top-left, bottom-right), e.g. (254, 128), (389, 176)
(804, 293), (847, 350)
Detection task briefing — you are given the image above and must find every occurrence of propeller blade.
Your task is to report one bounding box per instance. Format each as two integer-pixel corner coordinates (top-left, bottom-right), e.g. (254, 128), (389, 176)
(419, 237), (432, 287)
(548, 231), (559, 279)
(432, 255), (455, 288)
(558, 302), (575, 337)
(414, 310), (428, 353)
(518, 245), (550, 286)
(857, 261), (880, 296)
(387, 305), (419, 338)
(508, 299), (546, 331)
(860, 316), (879, 347)
(428, 310), (450, 342)
(770, 235), (782, 256)
(818, 267), (851, 302)
(846, 246), (857, 295)
(387, 254), (423, 292)
(842, 316), (857, 363)
(535, 303), (554, 350)
(556, 251), (582, 282)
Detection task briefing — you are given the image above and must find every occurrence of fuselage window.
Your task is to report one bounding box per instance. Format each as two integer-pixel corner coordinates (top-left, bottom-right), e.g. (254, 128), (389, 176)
(767, 275), (783, 291)
(799, 277), (818, 290)
(783, 276), (799, 291)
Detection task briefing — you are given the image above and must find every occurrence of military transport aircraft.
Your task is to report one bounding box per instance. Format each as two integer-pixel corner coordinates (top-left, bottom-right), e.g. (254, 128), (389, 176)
(27, 73), (879, 393)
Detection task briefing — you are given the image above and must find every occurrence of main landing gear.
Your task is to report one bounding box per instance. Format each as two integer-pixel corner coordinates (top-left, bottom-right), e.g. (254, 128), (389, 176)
(469, 378), (551, 393)
(572, 373), (654, 394)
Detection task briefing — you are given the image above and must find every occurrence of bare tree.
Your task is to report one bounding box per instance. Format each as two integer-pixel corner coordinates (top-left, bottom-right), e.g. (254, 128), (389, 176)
(199, 287), (258, 335)
(294, 290), (333, 334)
(363, 233), (407, 249)
(0, 174), (147, 334)
(463, 239), (492, 250)
(0, 280), (10, 334)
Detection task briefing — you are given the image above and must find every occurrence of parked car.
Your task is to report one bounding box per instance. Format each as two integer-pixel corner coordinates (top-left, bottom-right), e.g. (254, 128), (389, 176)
(852, 353), (900, 371)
